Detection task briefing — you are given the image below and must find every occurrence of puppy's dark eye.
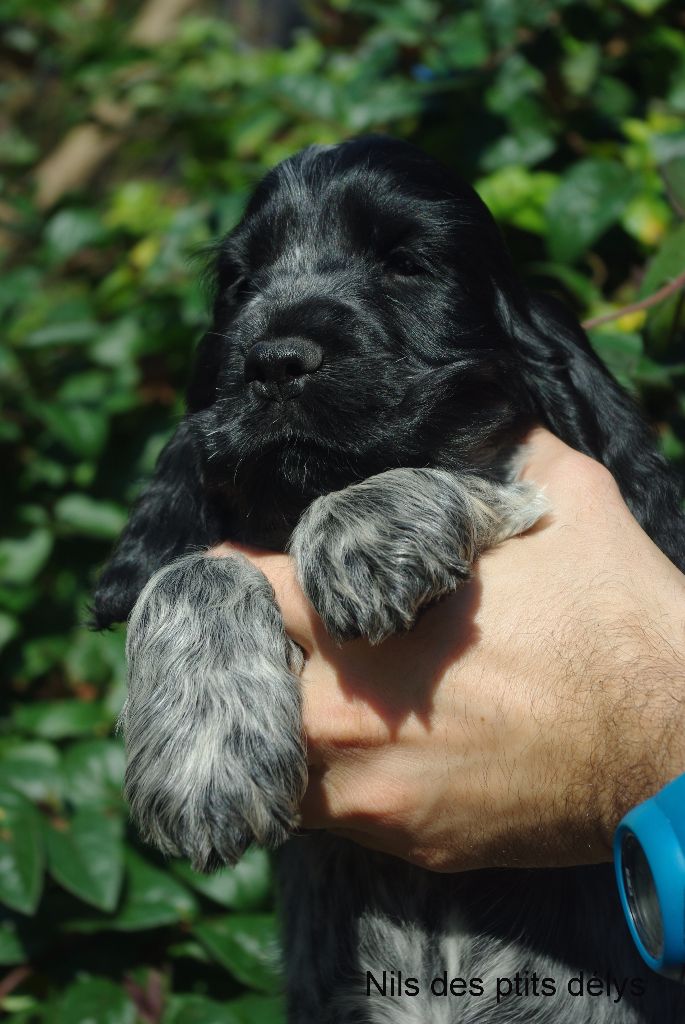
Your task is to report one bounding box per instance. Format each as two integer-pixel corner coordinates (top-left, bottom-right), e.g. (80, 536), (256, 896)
(384, 252), (425, 277)
(232, 275), (253, 299)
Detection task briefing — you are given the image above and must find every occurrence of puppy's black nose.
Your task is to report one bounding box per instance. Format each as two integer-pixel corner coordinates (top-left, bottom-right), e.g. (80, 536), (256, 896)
(244, 338), (323, 395)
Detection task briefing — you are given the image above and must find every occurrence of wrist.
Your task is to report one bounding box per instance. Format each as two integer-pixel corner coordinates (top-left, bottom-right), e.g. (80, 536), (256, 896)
(595, 636), (685, 852)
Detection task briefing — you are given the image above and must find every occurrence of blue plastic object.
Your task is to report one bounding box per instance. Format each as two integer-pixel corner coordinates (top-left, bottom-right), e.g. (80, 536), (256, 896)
(614, 773), (685, 981)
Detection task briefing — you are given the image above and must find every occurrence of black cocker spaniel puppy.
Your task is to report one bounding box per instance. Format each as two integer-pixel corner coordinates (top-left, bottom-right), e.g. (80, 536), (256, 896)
(94, 136), (685, 1024)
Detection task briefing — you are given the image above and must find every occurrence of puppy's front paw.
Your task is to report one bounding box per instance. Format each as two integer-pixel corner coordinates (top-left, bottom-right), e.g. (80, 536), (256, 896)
(290, 469), (548, 645)
(290, 472), (471, 644)
(122, 552), (306, 871)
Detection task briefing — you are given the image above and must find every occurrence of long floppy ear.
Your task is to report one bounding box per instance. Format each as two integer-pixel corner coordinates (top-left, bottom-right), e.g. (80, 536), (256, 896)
(502, 288), (685, 569)
(92, 231), (240, 628)
(92, 418), (216, 628)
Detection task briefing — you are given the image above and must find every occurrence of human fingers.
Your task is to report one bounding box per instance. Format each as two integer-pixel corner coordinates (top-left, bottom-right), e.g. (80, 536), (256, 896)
(518, 426), (622, 514)
(208, 541), (319, 651)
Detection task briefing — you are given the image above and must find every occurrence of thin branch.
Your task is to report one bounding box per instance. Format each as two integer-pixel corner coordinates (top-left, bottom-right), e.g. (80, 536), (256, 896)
(582, 269), (685, 330)
(0, 965), (32, 1001)
(32, 0), (201, 212)
(667, 287), (685, 349)
(660, 164), (685, 220)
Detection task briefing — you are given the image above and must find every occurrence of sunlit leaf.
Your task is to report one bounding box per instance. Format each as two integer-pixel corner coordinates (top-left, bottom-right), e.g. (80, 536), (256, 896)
(54, 494), (127, 540)
(61, 739), (125, 807)
(54, 977), (136, 1024)
(172, 848), (271, 910)
(45, 809), (124, 911)
(12, 700), (112, 740)
(0, 531), (52, 586)
(193, 914), (283, 993)
(546, 160), (638, 263)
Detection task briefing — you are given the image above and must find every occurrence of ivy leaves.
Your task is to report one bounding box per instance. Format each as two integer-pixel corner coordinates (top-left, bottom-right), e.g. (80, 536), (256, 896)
(1, 0), (684, 1019)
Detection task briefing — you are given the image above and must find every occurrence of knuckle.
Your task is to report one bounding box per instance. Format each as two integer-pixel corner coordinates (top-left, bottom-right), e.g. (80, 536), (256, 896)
(576, 453), (617, 489)
(551, 448), (620, 501)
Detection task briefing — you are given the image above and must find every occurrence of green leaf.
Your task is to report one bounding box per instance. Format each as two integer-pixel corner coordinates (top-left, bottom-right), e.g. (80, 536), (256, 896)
(45, 210), (106, 261)
(61, 740), (125, 807)
(546, 160), (638, 263)
(163, 993), (286, 1024)
(0, 741), (62, 804)
(617, 0), (669, 12)
(225, 994), (286, 1024)
(101, 851), (198, 931)
(193, 914), (283, 993)
(481, 125), (555, 172)
(58, 370), (112, 405)
(660, 424), (685, 463)
(23, 320), (99, 348)
(0, 125), (38, 166)
(640, 223), (685, 297)
(486, 54), (544, 114)
(561, 39), (600, 97)
(526, 262), (600, 307)
(0, 741), (60, 769)
(0, 911), (46, 966)
(66, 628), (126, 694)
(649, 131), (685, 166)
(12, 700), (112, 740)
(45, 809), (124, 911)
(0, 789), (44, 915)
(18, 634), (69, 681)
(344, 79), (425, 133)
(0, 531), (53, 586)
(433, 12), (489, 69)
(639, 222), (685, 349)
(167, 939), (212, 964)
(163, 995), (242, 1024)
(587, 330), (643, 389)
(0, 613), (18, 653)
(90, 317), (145, 368)
(106, 182), (173, 234)
(37, 405), (108, 458)
(663, 157), (685, 214)
(0, 916), (28, 966)
(475, 167), (559, 234)
(172, 848), (271, 910)
(54, 494), (127, 540)
(54, 977), (136, 1024)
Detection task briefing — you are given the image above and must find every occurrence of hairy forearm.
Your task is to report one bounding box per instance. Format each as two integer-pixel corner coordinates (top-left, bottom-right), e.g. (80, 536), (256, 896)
(449, 620), (685, 873)
(594, 637), (685, 849)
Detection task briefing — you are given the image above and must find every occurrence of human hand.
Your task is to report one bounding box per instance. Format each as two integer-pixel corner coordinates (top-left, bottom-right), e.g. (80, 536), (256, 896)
(210, 429), (685, 872)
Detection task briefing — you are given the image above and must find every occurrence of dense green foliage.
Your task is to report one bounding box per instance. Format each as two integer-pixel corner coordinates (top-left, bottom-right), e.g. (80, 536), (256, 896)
(1, 0), (684, 1019)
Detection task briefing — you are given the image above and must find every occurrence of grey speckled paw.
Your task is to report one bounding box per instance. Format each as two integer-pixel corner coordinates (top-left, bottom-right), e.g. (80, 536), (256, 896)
(122, 552), (306, 871)
(290, 469), (548, 645)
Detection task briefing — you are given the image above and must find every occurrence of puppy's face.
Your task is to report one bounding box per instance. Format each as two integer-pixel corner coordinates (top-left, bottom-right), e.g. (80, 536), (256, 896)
(190, 137), (532, 531)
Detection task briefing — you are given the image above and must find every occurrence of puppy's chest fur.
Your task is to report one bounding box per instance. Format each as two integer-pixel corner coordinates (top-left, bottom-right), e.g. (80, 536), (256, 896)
(278, 836), (683, 1024)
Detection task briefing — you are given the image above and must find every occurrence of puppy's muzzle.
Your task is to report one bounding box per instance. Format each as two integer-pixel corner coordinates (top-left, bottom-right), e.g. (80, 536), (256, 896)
(245, 337), (323, 400)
